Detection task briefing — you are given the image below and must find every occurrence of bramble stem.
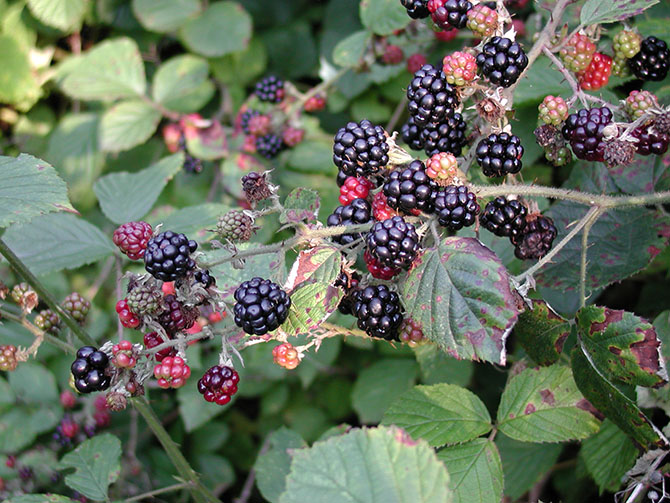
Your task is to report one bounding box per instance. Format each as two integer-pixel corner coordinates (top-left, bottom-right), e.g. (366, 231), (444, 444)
(0, 308), (75, 355)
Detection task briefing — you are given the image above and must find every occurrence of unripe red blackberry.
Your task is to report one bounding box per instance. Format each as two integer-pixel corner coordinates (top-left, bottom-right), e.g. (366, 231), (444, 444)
(113, 221), (153, 261)
(35, 309), (60, 334)
(538, 96), (569, 127)
(282, 127), (305, 147)
(514, 215), (557, 260)
(442, 51), (477, 86)
(144, 331), (177, 362)
(466, 4), (497, 38)
(248, 114), (271, 136)
(0, 345), (18, 372)
(116, 299), (140, 329)
(272, 342), (300, 369)
(364, 250), (401, 280)
(111, 340), (137, 369)
(154, 356), (191, 389)
(578, 52), (612, 91)
(304, 94), (326, 112)
(371, 192), (398, 222)
(426, 152), (459, 185)
(407, 53), (428, 74)
(399, 318), (425, 345)
(382, 44), (404, 65)
(624, 90), (658, 121)
(198, 365), (240, 405)
(560, 33), (596, 73)
(339, 176), (374, 205)
(62, 293), (90, 325)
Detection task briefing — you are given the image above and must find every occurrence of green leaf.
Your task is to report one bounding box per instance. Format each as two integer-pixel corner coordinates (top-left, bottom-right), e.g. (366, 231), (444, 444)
(3, 213), (115, 275)
(6, 495), (77, 503)
(576, 306), (667, 388)
(352, 359), (418, 424)
(280, 426), (452, 503)
(151, 55), (214, 113)
(131, 0), (202, 32)
(413, 344), (474, 387)
(581, 420), (637, 493)
(496, 435), (562, 500)
(0, 153), (75, 228)
(515, 300), (571, 366)
(58, 38), (146, 100)
(8, 363), (58, 404)
(332, 30), (370, 68)
(58, 434), (121, 501)
(401, 237), (519, 365)
(280, 188), (320, 225)
(183, 118), (229, 161)
(99, 100), (161, 152)
(179, 2), (252, 58)
(360, 0), (410, 36)
(0, 35), (41, 110)
(177, 382), (225, 432)
(210, 37), (267, 86)
(255, 428), (307, 503)
(513, 56), (569, 106)
(497, 365), (601, 443)
(437, 439), (503, 503)
(609, 154), (670, 194)
(382, 384), (491, 447)
(0, 377), (15, 409)
(284, 141), (337, 175)
(0, 409), (38, 453)
(26, 0), (86, 31)
(581, 0), (659, 25)
(571, 347), (666, 450)
(156, 203), (229, 237)
(93, 153), (184, 224)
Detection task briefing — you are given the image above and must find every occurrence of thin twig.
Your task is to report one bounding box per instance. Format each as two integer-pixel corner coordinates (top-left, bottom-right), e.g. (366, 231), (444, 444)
(579, 208), (603, 308)
(234, 436), (272, 503)
(542, 47), (588, 108)
(85, 255), (115, 301)
(386, 96), (408, 133)
(124, 482), (194, 503)
(116, 256), (124, 342)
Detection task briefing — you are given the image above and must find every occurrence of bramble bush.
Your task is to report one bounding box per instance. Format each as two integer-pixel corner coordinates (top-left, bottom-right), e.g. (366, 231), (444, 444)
(2, 0), (670, 502)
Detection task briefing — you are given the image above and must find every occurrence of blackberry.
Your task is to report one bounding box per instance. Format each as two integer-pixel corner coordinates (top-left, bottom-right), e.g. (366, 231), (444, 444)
(233, 277), (291, 335)
(34, 309), (60, 334)
(254, 75), (285, 103)
(144, 231), (197, 282)
(433, 185), (480, 230)
(476, 37), (529, 88)
(126, 282), (164, 316)
(475, 132), (524, 177)
(401, 117), (425, 151)
(255, 134), (285, 159)
(654, 112), (670, 136)
(561, 107), (613, 162)
(62, 292), (90, 325)
(352, 285), (404, 340)
(158, 294), (198, 335)
(603, 140), (636, 168)
(401, 0), (429, 19)
(113, 221), (153, 260)
(628, 36), (670, 82)
(273, 342), (300, 369)
(198, 365), (240, 405)
(241, 172), (272, 203)
(144, 331), (177, 362)
(194, 269), (216, 288)
(383, 160), (438, 215)
(339, 176), (374, 205)
(407, 64), (459, 127)
(70, 346), (111, 394)
(326, 198), (372, 246)
(632, 127), (670, 156)
(239, 109), (262, 134)
(514, 215), (557, 260)
(428, 0), (473, 29)
(333, 119), (390, 177)
(217, 210), (256, 242)
(366, 216), (420, 270)
(336, 168), (349, 187)
(335, 271), (361, 315)
(420, 112), (468, 156)
(364, 249), (401, 280)
(480, 196), (527, 243)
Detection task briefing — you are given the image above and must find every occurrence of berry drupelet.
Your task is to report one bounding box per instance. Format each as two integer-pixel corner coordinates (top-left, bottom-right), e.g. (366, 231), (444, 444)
(333, 120), (390, 177)
(475, 132), (524, 177)
(476, 37), (529, 88)
(353, 285), (404, 340)
(561, 107), (613, 162)
(631, 127), (670, 156)
(144, 331), (177, 362)
(421, 112), (468, 157)
(366, 216), (420, 270)
(254, 75), (285, 103)
(407, 64), (459, 127)
(628, 36), (670, 81)
(401, 116), (425, 151)
(383, 160), (438, 215)
(198, 365), (240, 405)
(71, 346), (111, 394)
(339, 176), (374, 205)
(433, 185), (480, 230)
(144, 231), (197, 282)
(480, 196), (527, 243)
(364, 250), (401, 280)
(233, 277), (291, 335)
(62, 292), (91, 325)
(326, 198), (373, 246)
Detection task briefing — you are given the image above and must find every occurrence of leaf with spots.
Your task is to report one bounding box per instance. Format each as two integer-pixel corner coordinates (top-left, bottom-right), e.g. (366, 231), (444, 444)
(515, 300), (572, 366)
(401, 237), (519, 365)
(497, 365), (601, 443)
(571, 347), (668, 450)
(576, 306), (668, 389)
(183, 117), (229, 161)
(280, 188), (320, 225)
(581, 0), (659, 25)
(57, 433), (121, 501)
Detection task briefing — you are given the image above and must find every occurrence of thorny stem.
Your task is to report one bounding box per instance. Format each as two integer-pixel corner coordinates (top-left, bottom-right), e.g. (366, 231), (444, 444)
(579, 208), (603, 308)
(542, 47), (588, 108)
(0, 308), (75, 355)
(145, 330), (214, 355)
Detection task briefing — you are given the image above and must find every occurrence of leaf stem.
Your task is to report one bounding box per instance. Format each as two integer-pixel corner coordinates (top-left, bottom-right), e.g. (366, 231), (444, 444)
(124, 482), (194, 502)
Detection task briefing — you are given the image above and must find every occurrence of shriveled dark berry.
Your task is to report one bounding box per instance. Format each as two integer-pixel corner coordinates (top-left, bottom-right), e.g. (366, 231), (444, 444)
(333, 120), (390, 177)
(476, 37), (529, 88)
(407, 64), (459, 127)
(326, 198), (372, 246)
(241, 172), (272, 203)
(475, 132), (524, 177)
(514, 215), (557, 260)
(353, 285), (404, 340)
(433, 185), (480, 230)
(383, 160), (438, 215)
(233, 277), (291, 335)
(366, 216), (420, 270)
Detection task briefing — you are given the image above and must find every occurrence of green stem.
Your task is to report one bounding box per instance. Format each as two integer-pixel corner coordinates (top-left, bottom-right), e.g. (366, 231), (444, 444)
(132, 397), (219, 503)
(124, 482), (194, 502)
(0, 238), (97, 347)
(579, 208), (603, 308)
(0, 308), (76, 354)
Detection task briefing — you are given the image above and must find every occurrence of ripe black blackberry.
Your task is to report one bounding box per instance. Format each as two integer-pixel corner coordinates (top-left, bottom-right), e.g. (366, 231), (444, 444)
(335, 271), (361, 315)
(383, 160), (438, 215)
(433, 185), (480, 230)
(326, 198), (372, 246)
(561, 107), (613, 162)
(336, 168), (349, 187)
(194, 269), (216, 288)
(254, 75), (285, 103)
(256, 134), (285, 159)
(239, 109), (262, 134)
(476, 37), (529, 88)
(144, 231), (197, 282)
(632, 126), (670, 156)
(333, 120), (390, 177)
(352, 285), (404, 340)
(480, 197), (527, 243)
(366, 216), (420, 270)
(514, 215), (557, 260)
(401, 0), (429, 18)
(401, 117), (425, 151)
(628, 36), (670, 81)
(429, 0), (473, 29)
(233, 277), (291, 335)
(407, 64), (459, 127)
(70, 346), (111, 394)
(420, 112), (468, 157)
(159, 294), (198, 334)
(475, 132), (524, 177)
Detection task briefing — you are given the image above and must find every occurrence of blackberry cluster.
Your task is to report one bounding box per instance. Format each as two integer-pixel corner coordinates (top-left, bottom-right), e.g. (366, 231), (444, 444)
(326, 198), (372, 246)
(433, 185), (480, 230)
(256, 134), (285, 159)
(353, 285), (404, 340)
(383, 160), (438, 215)
(480, 197), (527, 243)
(628, 36), (670, 81)
(35, 309), (60, 334)
(366, 216), (420, 270)
(401, 0), (429, 19)
(239, 109), (262, 134)
(428, 0), (472, 29)
(475, 132), (524, 177)
(71, 346), (111, 394)
(198, 365), (240, 405)
(561, 107), (613, 162)
(514, 216), (557, 260)
(476, 37), (529, 88)
(158, 294), (198, 335)
(632, 127), (670, 156)
(335, 271), (361, 315)
(333, 120), (390, 176)
(421, 113), (468, 156)
(254, 76), (284, 103)
(407, 64), (458, 127)
(401, 117), (425, 151)
(233, 277), (291, 335)
(144, 231), (197, 282)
